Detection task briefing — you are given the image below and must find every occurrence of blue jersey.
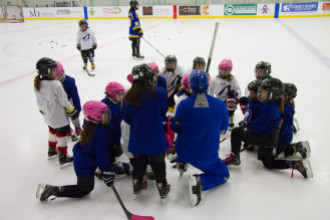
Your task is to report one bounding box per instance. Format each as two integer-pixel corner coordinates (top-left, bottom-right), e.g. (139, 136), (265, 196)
(62, 75), (81, 113)
(157, 75), (167, 91)
(128, 9), (141, 40)
(171, 93), (229, 166)
(279, 104), (294, 143)
(249, 102), (281, 135)
(73, 126), (111, 177)
(247, 99), (263, 122)
(101, 98), (122, 145)
(123, 87), (168, 155)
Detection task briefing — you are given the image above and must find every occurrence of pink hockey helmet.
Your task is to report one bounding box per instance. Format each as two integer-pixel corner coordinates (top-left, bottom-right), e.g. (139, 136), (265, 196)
(148, 62), (159, 72)
(55, 61), (64, 77)
(182, 74), (190, 90)
(105, 82), (125, 100)
(127, 74), (133, 84)
(83, 100), (109, 123)
(218, 59), (233, 70)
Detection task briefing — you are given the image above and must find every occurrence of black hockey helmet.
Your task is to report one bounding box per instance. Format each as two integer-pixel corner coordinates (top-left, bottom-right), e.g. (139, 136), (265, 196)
(193, 57), (206, 69)
(36, 57), (58, 77)
(131, 63), (155, 86)
(283, 83), (297, 100)
(258, 78), (283, 102)
(78, 19), (88, 27)
(130, 0), (139, 7)
(255, 61), (271, 80)
(247, 79), (262, 93)
(165, 55), (177, 65)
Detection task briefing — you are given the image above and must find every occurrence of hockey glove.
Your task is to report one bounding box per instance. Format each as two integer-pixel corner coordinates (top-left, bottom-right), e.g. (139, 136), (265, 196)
(76, 44), (81, 50)
(66, 107), (79, 120)
(103, 171), (115, 187)
(93, 43), (97, 50)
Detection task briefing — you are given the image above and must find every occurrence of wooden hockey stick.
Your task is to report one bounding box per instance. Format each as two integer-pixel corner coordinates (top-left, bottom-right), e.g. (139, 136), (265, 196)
(111, 185), (155, 220)
(205, 22), (220, 75)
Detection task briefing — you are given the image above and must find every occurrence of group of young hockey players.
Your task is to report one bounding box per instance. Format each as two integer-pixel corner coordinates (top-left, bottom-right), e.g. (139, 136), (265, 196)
(34, 0), (312, 210)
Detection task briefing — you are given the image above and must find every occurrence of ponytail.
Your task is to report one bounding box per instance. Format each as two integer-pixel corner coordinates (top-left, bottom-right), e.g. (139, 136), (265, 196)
(34, 75), (41, 91)
(80, 121), (96, 147)
(278, 98), (284, 114)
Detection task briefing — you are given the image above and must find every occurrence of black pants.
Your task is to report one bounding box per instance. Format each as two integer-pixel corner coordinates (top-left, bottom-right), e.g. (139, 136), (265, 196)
(130, 153), (167, 184)
(231, 127), (289, 169)
(168, 86), (180, 107)
(48, 125), (70, 134)
(81, 49), (95, 64)
(109, 142), (123, 166)
(131, 38), (140, 54)
(57, 176), (94, 198)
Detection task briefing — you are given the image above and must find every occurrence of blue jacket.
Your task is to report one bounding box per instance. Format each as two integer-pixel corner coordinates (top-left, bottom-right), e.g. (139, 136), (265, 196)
(62, 75), (81, 113)
(101, 98), (122, 145)
(170, 93), (228, 166)
(123, 87), (168, 155)
(249, 101), (281, 136)
(247, 99), (263, 122)
(73, 126), (111, 177)
(129, 9), (141, 40)
(157, 76), (167, 91)
(279, 104), (294, 143)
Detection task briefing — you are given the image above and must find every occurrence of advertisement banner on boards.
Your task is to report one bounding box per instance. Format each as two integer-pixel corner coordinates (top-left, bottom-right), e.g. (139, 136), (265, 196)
(257, 4), (275, 16)
(224, 4), (257, 16)
(88, 6), (129, 18)
(322, 3), (330, 10)
(23, 7), (84, 18)
(141, 5), (172, 16)
(281, 2), (318, 13)
(179, 6), (201, 15)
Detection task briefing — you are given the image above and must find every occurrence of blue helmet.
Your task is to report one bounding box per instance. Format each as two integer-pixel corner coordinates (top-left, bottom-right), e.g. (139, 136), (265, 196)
(189, 70), (209, 93)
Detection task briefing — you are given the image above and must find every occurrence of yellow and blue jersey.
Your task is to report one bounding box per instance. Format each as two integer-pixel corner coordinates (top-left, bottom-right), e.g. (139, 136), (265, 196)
(129, 9), (141, 40)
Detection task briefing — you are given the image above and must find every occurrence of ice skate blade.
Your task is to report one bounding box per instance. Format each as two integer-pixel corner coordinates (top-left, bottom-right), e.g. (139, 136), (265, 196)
(47, 155), (58, 160)
(36, 184), (46, 200)
(303, 141), (311, 154)
(59, 161), (73, 169)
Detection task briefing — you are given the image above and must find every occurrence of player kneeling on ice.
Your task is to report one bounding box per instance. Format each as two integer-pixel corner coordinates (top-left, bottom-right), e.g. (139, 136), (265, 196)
(76, 19), (97, 70)
(55, 61), (82, 140)
(170, 70), (230, 206)
(123, 64), (170, 202)
(34, 58), (77, 168)
(36, 101), (114, 201)
(275, 83), (312, 178)
(209, 59), (241, 128)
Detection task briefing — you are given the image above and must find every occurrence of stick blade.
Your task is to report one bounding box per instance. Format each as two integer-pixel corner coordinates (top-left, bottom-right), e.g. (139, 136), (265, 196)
(131, 215), (155, 220)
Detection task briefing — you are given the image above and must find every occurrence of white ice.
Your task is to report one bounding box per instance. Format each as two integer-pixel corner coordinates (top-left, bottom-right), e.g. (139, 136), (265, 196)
(0, 17), (330, 220)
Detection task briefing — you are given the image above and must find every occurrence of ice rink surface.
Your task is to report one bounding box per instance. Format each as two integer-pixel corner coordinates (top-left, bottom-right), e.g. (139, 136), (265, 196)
(0, 17), (330, 220)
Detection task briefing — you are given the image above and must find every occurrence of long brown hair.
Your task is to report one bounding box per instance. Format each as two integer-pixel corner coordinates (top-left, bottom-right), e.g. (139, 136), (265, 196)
(278, 98), (284, 114)
(80, 121), (96, 147)
(125, 80), (156, 107)
(34, 75), (41, 91)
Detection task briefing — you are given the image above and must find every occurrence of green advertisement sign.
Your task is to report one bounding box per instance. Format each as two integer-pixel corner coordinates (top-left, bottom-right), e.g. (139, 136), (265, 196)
(224, 4), (257, 16)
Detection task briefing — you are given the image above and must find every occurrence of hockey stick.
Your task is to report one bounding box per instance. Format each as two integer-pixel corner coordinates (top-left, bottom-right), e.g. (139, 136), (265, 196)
(205, 22), (220, 75)
(220, 137), (227, 143)
(111, 185), (155, 220)
(142, 37), (165, 58)
(85, 68), (95, 77)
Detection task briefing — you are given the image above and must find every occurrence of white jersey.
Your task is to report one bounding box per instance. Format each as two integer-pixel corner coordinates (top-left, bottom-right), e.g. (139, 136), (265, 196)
(35, 80), (74, 129)
(159, 65), (185, 97)
(209, 75), (242, 101)
(76, 27), (96, 50)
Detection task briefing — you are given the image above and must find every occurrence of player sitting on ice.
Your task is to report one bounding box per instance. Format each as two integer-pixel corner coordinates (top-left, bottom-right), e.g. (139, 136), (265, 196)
(275, 83), (312, 178)
(76, 19), (97, 70)
(170, 70), (230, 206)
(36, 101), (114, 201)
(159, 55), (185, 113)
(129, 0), (144, 58)
(55, 61), (82, 141)
(34, 58), (76, 168)
(209, 58), (241, 128)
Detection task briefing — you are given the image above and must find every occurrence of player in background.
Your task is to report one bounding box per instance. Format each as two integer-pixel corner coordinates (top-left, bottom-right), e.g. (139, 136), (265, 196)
(185, 57), (206, 75)
(123, 64), (170, 202)
(159, 55), (185, 112)
(76, 19), (97, 70)
(55, 62), (82, 141)
(148, 62), (167, 90)
(34, 58), (76, 168)
(239, 61), (271, 115)
(209, 59), (241, 128)
(129, 0), (144, 58)
(101, 82), (128, 178)
(170, 70), (229, 206)
(36, 101), (114, 201)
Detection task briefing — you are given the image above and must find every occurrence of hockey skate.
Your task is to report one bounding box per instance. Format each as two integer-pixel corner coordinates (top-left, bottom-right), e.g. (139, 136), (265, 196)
(133, 179), (147, 199)
(83, 63), (87, 70)
(58, 151), (73, 169)
(224, 153), (241, 168)
(48, 146), (58, 160)
(166, 147), (177, 161)
(36, 184), (59, 202)
(91, 63), (95, 70)
(277, 141), (311, 161)
(157, 183), (170, 203)
(178, 162), (188, 177)
(290, 159), (313, 179)
(113, 163), (127, 179)
(189, 175), (202, 206)
(135, 53), (144, 59)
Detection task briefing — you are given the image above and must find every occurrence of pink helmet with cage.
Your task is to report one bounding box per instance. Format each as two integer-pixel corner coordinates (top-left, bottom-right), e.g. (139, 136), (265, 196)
(182, 74), (190, 90)
(55, 61), (64, 77)
(148, 62), (159, 72)
(218, 59), (233, 70)
(83, 100), (109, 123)
(105, 82), (125, 100)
